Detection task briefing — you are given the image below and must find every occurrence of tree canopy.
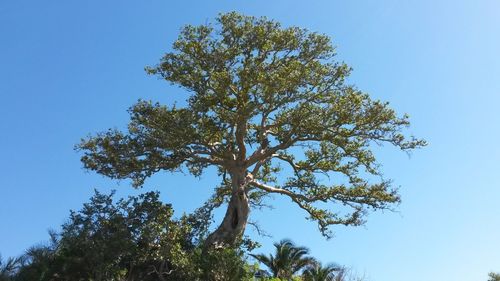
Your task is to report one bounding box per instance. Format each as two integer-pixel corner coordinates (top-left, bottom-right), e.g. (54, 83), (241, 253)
(78, 12), (426, 246)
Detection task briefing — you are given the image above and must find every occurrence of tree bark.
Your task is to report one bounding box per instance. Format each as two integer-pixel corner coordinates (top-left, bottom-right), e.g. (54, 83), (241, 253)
(204, 171), (251, 249)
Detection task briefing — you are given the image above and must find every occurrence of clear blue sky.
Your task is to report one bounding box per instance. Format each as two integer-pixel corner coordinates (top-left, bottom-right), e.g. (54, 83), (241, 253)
(1, 1), (499, 280)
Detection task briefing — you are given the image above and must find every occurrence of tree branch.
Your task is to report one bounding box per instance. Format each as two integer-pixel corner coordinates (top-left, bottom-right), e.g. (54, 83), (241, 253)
(249, 180), (318, 203)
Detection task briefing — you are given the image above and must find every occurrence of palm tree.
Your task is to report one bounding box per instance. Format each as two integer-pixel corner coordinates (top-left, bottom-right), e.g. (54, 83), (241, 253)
(250, 239), (315, 279)
(302, 262), (342, 281)
(0, 254), (21, 281)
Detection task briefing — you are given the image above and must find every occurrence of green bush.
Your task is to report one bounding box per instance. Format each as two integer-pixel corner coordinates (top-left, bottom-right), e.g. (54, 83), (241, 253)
(2, 190), (358, 281)
(2, 190), (259, 281)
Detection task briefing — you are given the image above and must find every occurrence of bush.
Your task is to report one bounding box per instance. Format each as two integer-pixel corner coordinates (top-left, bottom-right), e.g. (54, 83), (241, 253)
(3, 190), (256, 281)
(3, 190), (359, 281)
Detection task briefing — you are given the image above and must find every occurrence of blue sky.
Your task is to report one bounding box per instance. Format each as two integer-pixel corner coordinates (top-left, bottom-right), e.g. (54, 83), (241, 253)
(1, 1), (499, 280)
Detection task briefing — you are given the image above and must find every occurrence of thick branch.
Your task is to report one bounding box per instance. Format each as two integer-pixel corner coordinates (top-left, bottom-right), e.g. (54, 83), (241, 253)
(249, 180), (320, 203)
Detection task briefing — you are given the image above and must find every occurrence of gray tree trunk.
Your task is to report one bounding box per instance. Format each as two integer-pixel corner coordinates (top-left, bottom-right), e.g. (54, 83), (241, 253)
(204, 170), (251, 248)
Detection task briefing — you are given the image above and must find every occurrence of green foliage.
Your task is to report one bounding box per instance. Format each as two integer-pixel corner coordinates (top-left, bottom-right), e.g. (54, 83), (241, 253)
(78, 11), (425, 240)
(14, 240), (59, 281)
(51, 190), (198, 281)
(198, 247), (257, 281)
(0, 255), (21, 281)
(2, 189), (362, 281)
(489, 272), (500, 281)
(3, 190), (257, 281)
(302, 262), (341, 281)
(251, 239), (315, 279)
(262, 276), (302, 281)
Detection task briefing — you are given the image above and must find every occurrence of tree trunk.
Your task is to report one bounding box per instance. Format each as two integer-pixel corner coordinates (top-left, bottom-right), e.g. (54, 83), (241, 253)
(204, 171), (251, 248)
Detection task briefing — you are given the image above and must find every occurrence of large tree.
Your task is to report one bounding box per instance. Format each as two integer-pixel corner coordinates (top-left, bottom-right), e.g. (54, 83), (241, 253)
(78, 12), (425, 248)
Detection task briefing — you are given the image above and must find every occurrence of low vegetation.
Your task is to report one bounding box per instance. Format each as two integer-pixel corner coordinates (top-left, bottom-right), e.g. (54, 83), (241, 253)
(1, 191), (363, 281)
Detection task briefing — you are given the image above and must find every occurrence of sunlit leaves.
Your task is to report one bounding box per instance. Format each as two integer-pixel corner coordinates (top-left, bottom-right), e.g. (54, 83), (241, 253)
(78, 12), (425, 238)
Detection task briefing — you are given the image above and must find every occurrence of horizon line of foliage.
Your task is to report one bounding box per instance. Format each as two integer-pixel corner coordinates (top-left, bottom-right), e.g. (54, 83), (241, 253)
(0, 190), (363, 281)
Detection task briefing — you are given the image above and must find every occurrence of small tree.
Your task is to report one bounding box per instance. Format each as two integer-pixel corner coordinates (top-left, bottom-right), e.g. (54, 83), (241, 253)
(302, 262), (341, 281)
(12, 191), (197, 281)
(6, 191), (258, 281)
(78, 12), (425, 248)
(251, 239), (314, 279)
